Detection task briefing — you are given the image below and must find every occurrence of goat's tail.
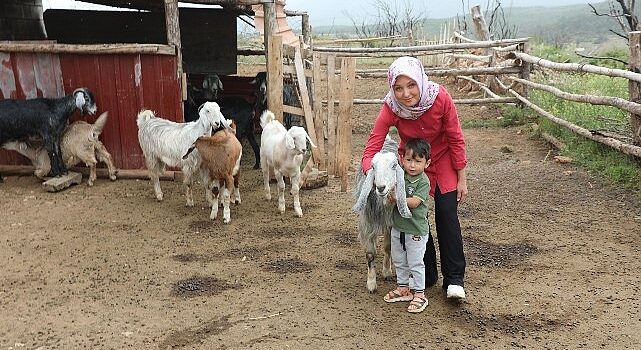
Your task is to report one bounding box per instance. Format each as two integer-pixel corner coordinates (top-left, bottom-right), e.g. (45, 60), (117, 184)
(259, 110), (275, 129)
(90, 112), (109, 139)
(136, 109), (156, 127)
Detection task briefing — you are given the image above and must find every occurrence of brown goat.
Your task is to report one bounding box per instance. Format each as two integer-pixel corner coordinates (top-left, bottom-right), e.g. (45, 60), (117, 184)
(191, 121), (242, 223)
(2, 111), (117, 186)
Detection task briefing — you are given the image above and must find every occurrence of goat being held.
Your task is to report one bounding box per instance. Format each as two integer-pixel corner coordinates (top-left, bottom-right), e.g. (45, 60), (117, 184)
(352, 135), (411, 293)
(2, 111), (117, 185)
(260, 110), (315, 217)
(137, 101), (228, 206)
(0, 88), (97, 178)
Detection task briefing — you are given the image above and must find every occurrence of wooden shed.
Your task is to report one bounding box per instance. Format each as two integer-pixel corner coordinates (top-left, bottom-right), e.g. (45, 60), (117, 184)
(0, 0), (286, 172)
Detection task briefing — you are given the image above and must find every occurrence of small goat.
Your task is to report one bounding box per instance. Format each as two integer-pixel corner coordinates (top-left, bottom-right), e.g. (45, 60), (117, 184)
(0, 87), (97, 178)
(137, 101), (228, 206)
(184, 120), (242, 224)
(2, 111), (117, 185)
(352, 135), (412, 293)
(260, 110), (315, 217)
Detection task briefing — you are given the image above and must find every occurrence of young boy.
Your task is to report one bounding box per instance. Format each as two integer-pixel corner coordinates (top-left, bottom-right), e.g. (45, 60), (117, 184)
(383, 138), (431, 313)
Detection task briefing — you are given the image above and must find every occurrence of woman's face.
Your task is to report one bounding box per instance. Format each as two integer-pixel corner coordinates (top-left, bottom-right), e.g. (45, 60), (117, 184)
(392, 75), (420, 107)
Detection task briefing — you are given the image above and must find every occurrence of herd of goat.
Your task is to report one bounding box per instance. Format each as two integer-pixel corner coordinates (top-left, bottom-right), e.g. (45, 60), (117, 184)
(0, 72), (316, 225)
(0, 72), (412, 292)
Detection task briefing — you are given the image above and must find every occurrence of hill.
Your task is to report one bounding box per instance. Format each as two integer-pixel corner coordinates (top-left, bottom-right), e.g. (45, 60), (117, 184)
(313, 1), (636, 47)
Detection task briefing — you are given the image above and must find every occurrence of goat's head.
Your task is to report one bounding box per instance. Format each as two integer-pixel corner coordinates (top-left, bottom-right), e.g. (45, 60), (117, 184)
(352, 150), (412, 218)
(198, 101), (229, 131)
(202, 74), (223, 101)
(249, 72), (268, 106)
(72, 88), (97, 115)
(285, 126), (316, 155)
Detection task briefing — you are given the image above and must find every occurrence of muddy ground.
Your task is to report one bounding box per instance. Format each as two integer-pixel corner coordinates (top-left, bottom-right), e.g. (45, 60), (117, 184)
(1, 68), (641, 350)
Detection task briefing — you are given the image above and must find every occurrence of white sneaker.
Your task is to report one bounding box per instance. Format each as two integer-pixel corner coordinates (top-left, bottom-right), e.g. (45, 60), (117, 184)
(446, 285), (466, 299)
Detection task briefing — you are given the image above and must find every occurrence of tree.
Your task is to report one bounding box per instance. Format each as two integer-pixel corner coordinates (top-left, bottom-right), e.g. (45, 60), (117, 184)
(346, 0), (425, 46)
(589, 0), (639, 41)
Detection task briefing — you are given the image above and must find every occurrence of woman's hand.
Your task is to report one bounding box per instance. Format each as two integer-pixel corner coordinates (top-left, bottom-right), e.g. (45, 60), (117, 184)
(456, 169), (468, 203)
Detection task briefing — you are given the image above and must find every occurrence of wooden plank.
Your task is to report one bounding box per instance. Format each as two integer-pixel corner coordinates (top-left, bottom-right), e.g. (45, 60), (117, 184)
(42, 172), (82, 192)
(293, 46), (322, 166)
(312, 52), (327, 170)
(326, 54), (337, 176)
(267, 35), (283, 122)
(283, 105), (304, 116)
(336, 57), (355, 192)
(15, 53), (38, 99)
(0, 43), (176, 55)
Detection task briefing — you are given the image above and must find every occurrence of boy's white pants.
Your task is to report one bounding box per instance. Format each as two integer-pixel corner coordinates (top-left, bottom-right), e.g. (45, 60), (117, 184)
(391, 227), (428, 292)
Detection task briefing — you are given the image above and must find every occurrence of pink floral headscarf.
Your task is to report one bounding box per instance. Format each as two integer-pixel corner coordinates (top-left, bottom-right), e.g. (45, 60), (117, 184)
(384, 56), (440, 120)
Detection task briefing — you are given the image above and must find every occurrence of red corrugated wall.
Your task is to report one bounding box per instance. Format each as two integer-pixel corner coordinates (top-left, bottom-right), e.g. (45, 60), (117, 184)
(0, 51), (182, 170)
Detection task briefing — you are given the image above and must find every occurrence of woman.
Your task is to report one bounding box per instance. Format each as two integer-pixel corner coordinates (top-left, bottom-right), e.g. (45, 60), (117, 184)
(360, 56), (468, 299)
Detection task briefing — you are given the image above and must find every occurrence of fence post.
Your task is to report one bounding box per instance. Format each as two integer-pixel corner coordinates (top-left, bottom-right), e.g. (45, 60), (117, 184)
(518, 41), (531, 107)
(629, 31), (641, 146)
(326, 54), (337, 176)
(267, 35), (283, 122)
(337, 57), (355, 192)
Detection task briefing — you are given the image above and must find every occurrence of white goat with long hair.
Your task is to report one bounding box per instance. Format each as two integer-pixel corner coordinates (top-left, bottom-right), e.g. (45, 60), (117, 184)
(352, 135), (412, 293)
(136, 101), (228, 206)
(260, 110), (316, 217)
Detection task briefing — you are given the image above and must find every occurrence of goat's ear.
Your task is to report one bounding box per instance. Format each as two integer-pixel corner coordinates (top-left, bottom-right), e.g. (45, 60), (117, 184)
(285, 133), (295, 149)
(74, 91), (85, 109)
(217, 78), (224, 91)
(395, 165), (412, 218)
(353, 170), (374, 212)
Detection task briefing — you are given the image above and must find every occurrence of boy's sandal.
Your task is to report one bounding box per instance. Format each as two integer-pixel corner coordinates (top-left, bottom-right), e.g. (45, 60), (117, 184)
(383, 289), (414, 303)
(407, 295), (428, 313)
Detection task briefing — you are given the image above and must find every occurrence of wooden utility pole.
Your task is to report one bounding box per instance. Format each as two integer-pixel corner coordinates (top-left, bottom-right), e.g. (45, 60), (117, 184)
(267, 34), (283, 122)
(470, 5), (497, 93)
(164, 0), (182, 79)
(629, 31), (641, 145)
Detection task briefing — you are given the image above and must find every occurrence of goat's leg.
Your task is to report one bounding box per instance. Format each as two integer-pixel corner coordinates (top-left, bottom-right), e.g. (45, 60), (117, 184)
(95, 142), (117, 180)
(276, 171), (286, 213)
(222, 175), (234, 224)
(262, 166), (271, 200)
(382, 227), (393, 279)
(44, 136), (66, 177)
(201, 169), (215, 207)
(145, 158), (163, 201)
(209, 179), (220, 220)
(232, 171), (241, 204)
(366, 248), (378, 293)
(84, 156), (98, 186)
(182, 165), (195, 207)
(246, 133), (261, 169)
(290, 173), (303, 217)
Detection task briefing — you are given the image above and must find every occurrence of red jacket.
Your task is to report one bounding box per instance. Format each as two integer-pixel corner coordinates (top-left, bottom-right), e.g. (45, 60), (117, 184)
(361, 85), (467, 197)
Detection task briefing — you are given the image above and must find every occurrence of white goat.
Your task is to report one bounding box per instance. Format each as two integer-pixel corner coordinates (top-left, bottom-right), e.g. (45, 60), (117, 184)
(136, 101), (228, 206)
(2, 111), (117, 185)
(259, 110), (315, 217)
(183, 120), (242, 223)
(352, 135), (412, 293)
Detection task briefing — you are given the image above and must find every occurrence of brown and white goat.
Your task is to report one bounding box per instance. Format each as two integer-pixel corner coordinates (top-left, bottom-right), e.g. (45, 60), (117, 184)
(184, 120), (242, 224)
(2, 111), (117, 186)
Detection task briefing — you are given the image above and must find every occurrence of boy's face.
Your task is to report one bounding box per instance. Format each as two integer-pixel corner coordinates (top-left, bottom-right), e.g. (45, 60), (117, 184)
(402, 149), (430, 176)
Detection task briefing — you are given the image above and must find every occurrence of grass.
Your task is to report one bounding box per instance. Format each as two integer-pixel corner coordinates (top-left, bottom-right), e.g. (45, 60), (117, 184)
(493, 43), (641, 192)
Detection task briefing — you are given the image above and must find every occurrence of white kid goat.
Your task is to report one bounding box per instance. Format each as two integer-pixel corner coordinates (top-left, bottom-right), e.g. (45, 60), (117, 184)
(136, 101), (228, 206)
(352, 135), (412, 293)
(259, 110), (315, 217)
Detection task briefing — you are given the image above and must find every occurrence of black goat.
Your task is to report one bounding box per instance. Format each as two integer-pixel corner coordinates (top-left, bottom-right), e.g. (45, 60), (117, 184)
(250, 71), (312, 130)
(0, 88), (97, 178)
(185, 75), (260, 169)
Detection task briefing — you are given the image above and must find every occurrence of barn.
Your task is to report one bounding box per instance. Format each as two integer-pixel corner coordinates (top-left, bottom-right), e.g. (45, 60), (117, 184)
(0, 0), (309, 173)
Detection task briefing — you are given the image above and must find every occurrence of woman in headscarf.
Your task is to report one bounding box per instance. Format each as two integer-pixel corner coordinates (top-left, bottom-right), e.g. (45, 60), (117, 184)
(361, 56), (468, 300)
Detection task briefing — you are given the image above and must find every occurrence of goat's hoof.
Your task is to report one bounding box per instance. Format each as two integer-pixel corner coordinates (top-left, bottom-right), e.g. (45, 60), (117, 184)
(109, 175), (117, 181)
(223, 218), (231, 224)
(186, 201), (194, 207)
(294, 210), (303, 217)
(87, 181), (94, 187)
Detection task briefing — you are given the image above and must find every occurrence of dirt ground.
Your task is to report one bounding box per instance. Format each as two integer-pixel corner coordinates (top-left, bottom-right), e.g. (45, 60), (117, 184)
(1, 67), (641, 350)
